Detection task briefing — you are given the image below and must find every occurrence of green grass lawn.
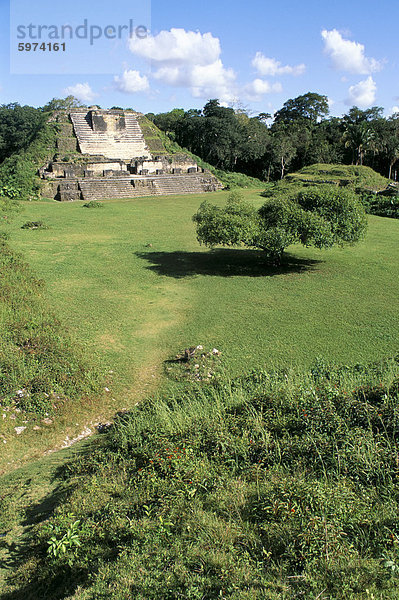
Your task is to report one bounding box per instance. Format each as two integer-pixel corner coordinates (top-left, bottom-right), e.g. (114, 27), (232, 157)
(8, 189), (399, 396)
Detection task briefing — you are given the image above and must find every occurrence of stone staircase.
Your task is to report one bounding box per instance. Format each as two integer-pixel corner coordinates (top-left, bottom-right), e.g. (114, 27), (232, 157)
(70, 112), (150, 160)
(79, 178), (155, 200)
(77, 174), (222, 201)
(153, 175), (221, 195)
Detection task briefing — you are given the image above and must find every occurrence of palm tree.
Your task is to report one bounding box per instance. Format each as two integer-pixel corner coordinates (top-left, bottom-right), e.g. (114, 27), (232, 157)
(343, 122), (377, 165)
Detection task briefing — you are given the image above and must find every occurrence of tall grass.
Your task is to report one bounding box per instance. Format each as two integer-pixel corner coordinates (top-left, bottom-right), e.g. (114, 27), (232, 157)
(5, 358), (399, 599)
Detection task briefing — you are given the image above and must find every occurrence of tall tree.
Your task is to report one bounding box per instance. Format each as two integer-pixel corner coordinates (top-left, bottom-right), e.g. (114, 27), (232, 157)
(273, 92), (329, 126)
(342, 121), (377, 165)
(41, 96), (86, 112)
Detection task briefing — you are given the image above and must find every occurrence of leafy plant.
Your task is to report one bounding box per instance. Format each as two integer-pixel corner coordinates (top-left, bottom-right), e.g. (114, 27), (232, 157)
(82, 201), (104, 209)
(47, 518), (83, 565)
(367, 194), (399, 219)
(21, 220), (49, 230)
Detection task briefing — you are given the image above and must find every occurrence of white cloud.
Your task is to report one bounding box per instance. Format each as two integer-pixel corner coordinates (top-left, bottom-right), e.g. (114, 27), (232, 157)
(389, 106), (399, 116)
(153, 60), (236, 102)
(63, 82), (97, 103)
(346, 76), (377, 107)
(128, 27), (236, 101)
(114, 70), (150, 93)
(129, 28), (221, 66)
(244, 78), (283, 101)
(252, 52), (305, 77)
(321, 29), (382, 74)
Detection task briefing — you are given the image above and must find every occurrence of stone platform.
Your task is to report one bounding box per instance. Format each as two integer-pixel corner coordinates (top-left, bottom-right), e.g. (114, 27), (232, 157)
(39, 108), (223, 201)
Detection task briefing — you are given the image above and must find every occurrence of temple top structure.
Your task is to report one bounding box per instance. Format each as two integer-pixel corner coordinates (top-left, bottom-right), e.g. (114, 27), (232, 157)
(69, 109), (151, 160)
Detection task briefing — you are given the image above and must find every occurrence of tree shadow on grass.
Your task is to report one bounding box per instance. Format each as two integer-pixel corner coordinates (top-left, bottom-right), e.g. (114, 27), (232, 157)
(135, 248), (322, 279)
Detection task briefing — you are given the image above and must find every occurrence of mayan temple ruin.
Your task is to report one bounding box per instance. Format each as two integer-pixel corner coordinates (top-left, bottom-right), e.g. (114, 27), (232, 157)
(39, 107), (223, 201)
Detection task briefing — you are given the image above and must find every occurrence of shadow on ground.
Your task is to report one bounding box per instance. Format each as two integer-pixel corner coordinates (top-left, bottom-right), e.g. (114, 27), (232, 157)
(136, 249), (322, 279)
(0, 441), (95, 600)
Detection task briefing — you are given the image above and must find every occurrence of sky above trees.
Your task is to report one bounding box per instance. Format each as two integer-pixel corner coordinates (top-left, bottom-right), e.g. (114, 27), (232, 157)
(1, 0), (398, 117)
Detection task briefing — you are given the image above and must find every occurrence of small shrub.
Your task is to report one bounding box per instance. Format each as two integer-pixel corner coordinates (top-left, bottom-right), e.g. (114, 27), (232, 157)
(82, 201), (103, 208)
(46, 517), (83, 566)
(21, 220), (49, 230)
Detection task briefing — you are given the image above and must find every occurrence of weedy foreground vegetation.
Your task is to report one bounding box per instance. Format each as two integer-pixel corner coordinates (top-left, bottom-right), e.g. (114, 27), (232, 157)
(2, 359), (399, 599)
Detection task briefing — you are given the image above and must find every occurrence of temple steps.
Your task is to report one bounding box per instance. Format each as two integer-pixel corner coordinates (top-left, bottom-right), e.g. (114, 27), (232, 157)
(77, 175), (222, 201)
(70, 112), (150, 160)
(153, 175), (217, 195)
(79, 179), (155, 200)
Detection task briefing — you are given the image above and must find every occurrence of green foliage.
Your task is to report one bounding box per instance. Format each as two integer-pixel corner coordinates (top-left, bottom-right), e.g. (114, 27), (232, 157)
(0, 120), (58, 200)
(367, 194), (399, 219)
(0, 103), (46, 163)
(211, 169), (263, 189)
(273, 92), (330, 125)
(143, 113), (263, 188)
(193, 187), (367, 262)
(21, 220), (49, 229)
(82, 201), (103, 209)
(8, 357), (399, 598)
(294, 187), (368, 245)
(150, 97), (399, 181)
(41, 96), (86, 112)
(193, 191), (260, 249)
(46, 517), (83, 565)
(151, 100), (271, 178)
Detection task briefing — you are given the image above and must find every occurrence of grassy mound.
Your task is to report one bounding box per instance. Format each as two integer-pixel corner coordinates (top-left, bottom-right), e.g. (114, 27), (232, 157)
(263, 164), (390, 201)
(285, 164), (389, 190)
(5, 358), (399, 599)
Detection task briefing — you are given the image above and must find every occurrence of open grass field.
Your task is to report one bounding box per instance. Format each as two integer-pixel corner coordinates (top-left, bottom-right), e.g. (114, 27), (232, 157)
(8, 189), (399, 388)
(2, 187), (399, 470)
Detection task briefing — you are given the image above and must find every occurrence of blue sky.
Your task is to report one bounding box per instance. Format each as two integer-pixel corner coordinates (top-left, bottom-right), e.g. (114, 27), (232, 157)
(1, 0), (398, 117)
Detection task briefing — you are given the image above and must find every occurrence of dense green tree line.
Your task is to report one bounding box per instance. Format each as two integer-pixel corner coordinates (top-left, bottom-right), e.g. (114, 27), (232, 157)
(0, 96), (85, 166)
(0, 95), (398, 184)
(0, 103), (46, 164)
(147, 94), (399, 181)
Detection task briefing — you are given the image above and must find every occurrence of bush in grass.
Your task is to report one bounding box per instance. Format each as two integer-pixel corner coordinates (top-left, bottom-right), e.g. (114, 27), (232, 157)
(21, 220), (49, 230)
(193, 187), (367, 263)
(82, 201), (103, 209)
